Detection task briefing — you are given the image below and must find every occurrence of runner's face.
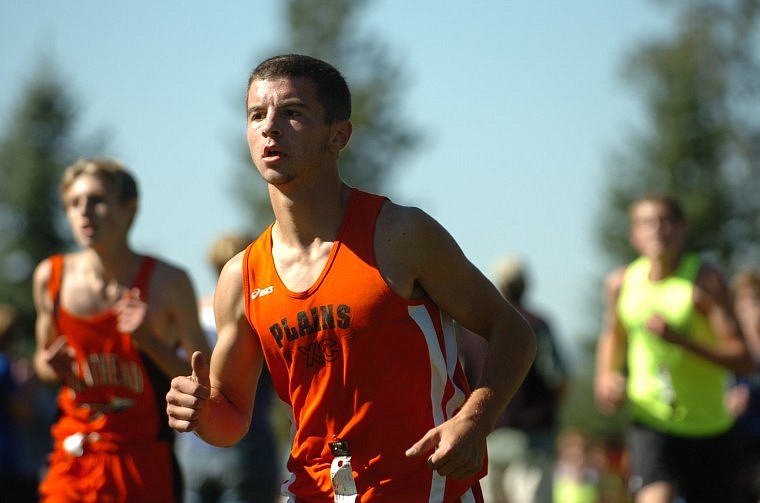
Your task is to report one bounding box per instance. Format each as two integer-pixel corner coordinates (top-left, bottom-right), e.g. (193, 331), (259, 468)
(63, 174), (133, 248)
(629, 200), (686, 259)
(246, 76), (338, 186)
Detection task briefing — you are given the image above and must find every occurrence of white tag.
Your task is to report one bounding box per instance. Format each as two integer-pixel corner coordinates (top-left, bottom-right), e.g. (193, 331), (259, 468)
(63, 433), (85, 457)
(330, 455), (358, 503)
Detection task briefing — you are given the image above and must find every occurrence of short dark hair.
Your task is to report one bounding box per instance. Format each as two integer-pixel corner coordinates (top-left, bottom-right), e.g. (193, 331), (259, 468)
(247, 54), (351, 124)
(629, 193), (686, 223)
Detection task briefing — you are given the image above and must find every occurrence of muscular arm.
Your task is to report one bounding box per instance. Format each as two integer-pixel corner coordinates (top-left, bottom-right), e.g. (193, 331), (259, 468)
(377, 204), (536, 478)
(204, 252), (264, 445)
(166, 252), (263, 447)
(594, 268), (629, 415)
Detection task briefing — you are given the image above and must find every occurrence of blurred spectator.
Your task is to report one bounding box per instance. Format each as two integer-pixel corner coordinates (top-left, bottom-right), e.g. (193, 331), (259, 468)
(553, 428), (599, 503)
(459, 256), (568, 503)
(0, 303), (52, 502)
(174, 233), (280, 503)
(727, 268), (760, 503)
(551, 428), (630, 503)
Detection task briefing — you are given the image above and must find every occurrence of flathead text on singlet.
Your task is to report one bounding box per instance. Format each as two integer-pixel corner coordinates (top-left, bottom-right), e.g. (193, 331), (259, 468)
(69, 353), (143, 394)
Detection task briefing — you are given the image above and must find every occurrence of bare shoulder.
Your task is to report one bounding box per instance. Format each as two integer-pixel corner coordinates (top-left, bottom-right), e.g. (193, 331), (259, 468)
(215, 250), (246, 306)
(376, 200), (428, 236)
(32, 257), (54, 307)
(695, 261), (728, 294)
(604, 267), (627, 299)
(694, 260), (731, 310)
(146, 258), (198, 311)
(150, 258), (193, 289)
(225, 248), (246, 269)
(375, 200), (450, 255)
(375, 200), (465, 299)
(33, 256), (53, 288)
(32, 252), (78, 298)
(213, 249), (250, 335)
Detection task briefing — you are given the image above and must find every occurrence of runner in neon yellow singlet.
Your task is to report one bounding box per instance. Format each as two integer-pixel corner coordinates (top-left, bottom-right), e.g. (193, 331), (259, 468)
(594, 194), (753, 503)
(620, 253), (734, 436)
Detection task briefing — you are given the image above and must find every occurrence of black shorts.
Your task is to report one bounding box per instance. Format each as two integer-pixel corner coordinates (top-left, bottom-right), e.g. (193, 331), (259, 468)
(627, 422), (738, 502)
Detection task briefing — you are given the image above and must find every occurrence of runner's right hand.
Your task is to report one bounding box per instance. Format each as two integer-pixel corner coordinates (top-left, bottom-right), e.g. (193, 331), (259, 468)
(166, 351), (211, 432)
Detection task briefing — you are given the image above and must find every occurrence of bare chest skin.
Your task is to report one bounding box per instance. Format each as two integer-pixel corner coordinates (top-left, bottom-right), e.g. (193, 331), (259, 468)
(270, 202), (425, 300)
(59, 256), (139, 317)
(56, 255), (176, 346)
(61, 274), (129, 316)
(268, 184), (350, 294)
(272, 239), (334, 293)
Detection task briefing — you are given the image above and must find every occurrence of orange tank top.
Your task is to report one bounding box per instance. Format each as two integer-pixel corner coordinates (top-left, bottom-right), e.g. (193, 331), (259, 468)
(244, 189), (484, 502)
(47, 254), (173, 446)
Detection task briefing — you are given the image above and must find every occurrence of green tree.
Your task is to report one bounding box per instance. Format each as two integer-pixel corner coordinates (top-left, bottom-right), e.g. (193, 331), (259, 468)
(598, 0), (760, 272)
(233, 0), (420, 233)
(0, 64), (88, 346)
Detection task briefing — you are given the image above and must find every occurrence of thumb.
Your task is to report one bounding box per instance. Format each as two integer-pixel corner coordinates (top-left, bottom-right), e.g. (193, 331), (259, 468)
(405, 430), (437, 459)
(190, 351), (210, 386)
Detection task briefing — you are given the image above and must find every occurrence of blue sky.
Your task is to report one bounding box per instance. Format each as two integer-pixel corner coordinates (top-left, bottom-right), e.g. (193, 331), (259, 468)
(0, 1), (671, 363)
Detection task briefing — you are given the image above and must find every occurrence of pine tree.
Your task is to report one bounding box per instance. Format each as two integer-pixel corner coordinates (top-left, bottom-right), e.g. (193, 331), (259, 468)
(0, 64), (83, 347)
(598, 0), (760, 272)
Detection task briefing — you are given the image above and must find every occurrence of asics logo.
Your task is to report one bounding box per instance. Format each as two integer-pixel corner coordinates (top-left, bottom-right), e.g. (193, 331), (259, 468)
(250, 286), (274, 299)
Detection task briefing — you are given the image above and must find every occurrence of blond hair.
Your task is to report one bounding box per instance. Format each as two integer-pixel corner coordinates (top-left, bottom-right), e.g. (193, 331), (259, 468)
(59, 158), (138, 205)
